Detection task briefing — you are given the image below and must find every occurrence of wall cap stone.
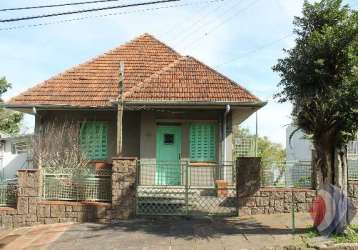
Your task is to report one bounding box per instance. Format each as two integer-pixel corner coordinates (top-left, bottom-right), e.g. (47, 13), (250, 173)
(112, 156), (138, 160)
(17, 169), (38, 173)
(260, 187), (315, 192)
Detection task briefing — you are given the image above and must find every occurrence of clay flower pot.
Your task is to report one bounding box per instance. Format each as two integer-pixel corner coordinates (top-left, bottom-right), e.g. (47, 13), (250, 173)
(94, 161), (108, 170)
(215, 180), (228, 198)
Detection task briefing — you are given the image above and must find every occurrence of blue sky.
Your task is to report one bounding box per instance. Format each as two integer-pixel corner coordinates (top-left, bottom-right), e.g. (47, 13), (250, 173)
(1, 0), (357, 145)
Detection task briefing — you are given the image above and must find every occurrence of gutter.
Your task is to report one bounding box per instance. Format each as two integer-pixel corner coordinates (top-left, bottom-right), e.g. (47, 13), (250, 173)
(3, 100), (267, 111)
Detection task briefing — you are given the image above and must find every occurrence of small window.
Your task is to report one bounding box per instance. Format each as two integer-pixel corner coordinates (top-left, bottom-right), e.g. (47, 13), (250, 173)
(164, 134), (174, 144)
(11, 141), (29, 154)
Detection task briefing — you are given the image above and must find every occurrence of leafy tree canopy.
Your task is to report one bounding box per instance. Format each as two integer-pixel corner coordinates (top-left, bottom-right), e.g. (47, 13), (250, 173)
(273, 0), (358, 185)
(273, 0), (358, 147)
(0, 77), (23, 134)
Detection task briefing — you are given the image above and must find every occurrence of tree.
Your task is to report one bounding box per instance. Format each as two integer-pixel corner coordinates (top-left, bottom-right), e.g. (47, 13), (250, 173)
(273, 0), (358, 191)
(0, 77), (23, 134)
(234, 127), (286, 162)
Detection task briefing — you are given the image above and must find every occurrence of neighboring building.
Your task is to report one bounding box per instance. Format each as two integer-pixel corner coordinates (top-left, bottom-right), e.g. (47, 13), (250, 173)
(0, 132), (32, 180)
(286, 125), (313, 162)
(4, 34), (265, 185)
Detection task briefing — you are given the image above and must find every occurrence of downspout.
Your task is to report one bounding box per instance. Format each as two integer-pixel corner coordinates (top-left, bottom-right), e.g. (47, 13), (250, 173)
(223, 104), (231, 181)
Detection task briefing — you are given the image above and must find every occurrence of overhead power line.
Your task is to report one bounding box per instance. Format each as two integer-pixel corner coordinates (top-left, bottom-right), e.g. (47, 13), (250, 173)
(0, 0), (180, 23)
(181, 0), (261, 50)
(0, 0), (221, 31)
(0, 0), (126, 12)
(215, 33), (294, 68)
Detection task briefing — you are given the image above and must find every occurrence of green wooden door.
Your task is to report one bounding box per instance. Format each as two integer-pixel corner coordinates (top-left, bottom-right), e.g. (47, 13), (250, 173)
(156, 125), (182, 185)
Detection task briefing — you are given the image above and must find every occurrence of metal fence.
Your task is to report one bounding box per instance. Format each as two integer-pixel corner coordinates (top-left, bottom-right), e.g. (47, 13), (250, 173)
(261, 160), (312, 188)
(42, 167), (111, 202)
(0, 181), (17, 207)
(136, 161), (237, 216)
(348, 154), (358, 180)
(234, 136), (256, 158)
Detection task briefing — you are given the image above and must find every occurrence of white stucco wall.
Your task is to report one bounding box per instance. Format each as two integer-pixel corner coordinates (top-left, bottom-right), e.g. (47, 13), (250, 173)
(286, 125), (313, 162)
(0, 138), (32, 180)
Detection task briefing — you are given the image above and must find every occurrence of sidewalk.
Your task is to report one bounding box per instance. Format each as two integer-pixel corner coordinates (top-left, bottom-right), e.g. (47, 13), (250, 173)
(0, 213), (313, 250)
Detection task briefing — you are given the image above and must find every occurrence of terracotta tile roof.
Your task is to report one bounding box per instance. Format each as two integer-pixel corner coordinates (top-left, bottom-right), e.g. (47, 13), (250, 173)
(7, 33), (261, 107)
(125, 56), (259, 103)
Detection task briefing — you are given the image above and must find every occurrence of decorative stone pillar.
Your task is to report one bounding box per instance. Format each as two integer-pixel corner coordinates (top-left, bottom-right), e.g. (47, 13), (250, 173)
(16, 169), (40, 227)
(111, 157), (137, 219)
(236, 157), (261, 216)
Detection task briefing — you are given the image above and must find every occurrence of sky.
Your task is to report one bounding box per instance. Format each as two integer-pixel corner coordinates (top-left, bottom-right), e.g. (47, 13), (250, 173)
(0, 0), (357, 146)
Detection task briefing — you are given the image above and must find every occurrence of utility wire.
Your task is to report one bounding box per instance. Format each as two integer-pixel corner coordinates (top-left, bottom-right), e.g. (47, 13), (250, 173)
(181, 0), (261, 50)
(0, 0), (180, 23)
(161, 0), (225, 39)
(0, 0), (219, 31)
(215, 33), (293, 68)
(171, 0), (238, 46)
(0, 0), (126, 12)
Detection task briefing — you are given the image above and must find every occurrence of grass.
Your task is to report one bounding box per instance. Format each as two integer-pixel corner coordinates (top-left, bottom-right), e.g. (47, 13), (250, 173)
(304, 224), (358, 243)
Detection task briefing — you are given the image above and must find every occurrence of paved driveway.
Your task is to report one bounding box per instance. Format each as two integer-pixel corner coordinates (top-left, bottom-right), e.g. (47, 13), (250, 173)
(0, 213), (313, 250)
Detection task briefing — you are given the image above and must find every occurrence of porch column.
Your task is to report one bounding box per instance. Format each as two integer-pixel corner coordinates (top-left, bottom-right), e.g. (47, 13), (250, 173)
(111, 157), (137, 219)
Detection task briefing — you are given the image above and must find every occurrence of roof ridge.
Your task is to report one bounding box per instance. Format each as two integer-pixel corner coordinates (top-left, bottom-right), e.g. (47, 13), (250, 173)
(141, 33), (181, 57)
(185, 56), (261, 102)
(124, 56), (186, 99)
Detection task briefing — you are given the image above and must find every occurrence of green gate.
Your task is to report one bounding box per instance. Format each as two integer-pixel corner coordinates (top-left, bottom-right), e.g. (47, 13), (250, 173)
(136, 161), (237, 216)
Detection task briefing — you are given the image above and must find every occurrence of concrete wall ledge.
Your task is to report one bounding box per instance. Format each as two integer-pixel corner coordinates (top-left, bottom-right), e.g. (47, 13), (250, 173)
(37, 200), (112, 207)
(0, 207), (17, 212)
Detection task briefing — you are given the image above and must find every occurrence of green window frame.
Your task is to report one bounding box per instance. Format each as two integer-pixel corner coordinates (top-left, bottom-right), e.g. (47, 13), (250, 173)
(189, 122), (216, 162)
(80, 121), (108, 160)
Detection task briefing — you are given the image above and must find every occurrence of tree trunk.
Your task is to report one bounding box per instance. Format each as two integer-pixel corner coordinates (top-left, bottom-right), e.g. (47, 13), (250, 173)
(334, 146), (348, 194)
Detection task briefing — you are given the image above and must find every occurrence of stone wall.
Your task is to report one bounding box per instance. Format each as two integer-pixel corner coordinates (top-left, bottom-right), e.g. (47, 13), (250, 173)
(0, 157), (138, 229)
(238, 188), (317, 216)
(236, 157), (317, 216)
(0, 169), (112, 228)
(348, 180), (358, 206)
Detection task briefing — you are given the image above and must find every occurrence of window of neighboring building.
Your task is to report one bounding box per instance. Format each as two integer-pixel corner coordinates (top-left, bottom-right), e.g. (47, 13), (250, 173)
(189, 123), (216, 162)
(80, 121), (108, 160)
(11, 141), (29, 154)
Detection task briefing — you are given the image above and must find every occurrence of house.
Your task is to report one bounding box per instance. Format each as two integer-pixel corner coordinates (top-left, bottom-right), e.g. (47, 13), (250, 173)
(0, 132), (32, 181)
(4, 34), (265, 186)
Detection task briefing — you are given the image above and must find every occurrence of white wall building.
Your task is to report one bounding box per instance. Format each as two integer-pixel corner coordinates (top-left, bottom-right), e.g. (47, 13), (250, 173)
(286, 125), (313, 162)
(0, 132), (32, 181)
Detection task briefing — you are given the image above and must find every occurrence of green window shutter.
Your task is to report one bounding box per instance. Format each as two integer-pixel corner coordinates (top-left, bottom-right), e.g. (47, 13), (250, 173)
(189, 123), (216, 162)
(80, 121), (108, 160)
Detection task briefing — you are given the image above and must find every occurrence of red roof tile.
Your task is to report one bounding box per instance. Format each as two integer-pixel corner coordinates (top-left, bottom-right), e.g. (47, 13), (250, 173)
(7, 34), (261, 107)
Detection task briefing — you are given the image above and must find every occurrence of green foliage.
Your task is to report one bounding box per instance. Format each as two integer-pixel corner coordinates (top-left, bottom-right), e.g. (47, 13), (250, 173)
(257, 135), (286, 163)
(234, 127), (286, 163)
(273, 0), (358, 147)
(305, 225), (358, 243)
(0, 77), (23, 134)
